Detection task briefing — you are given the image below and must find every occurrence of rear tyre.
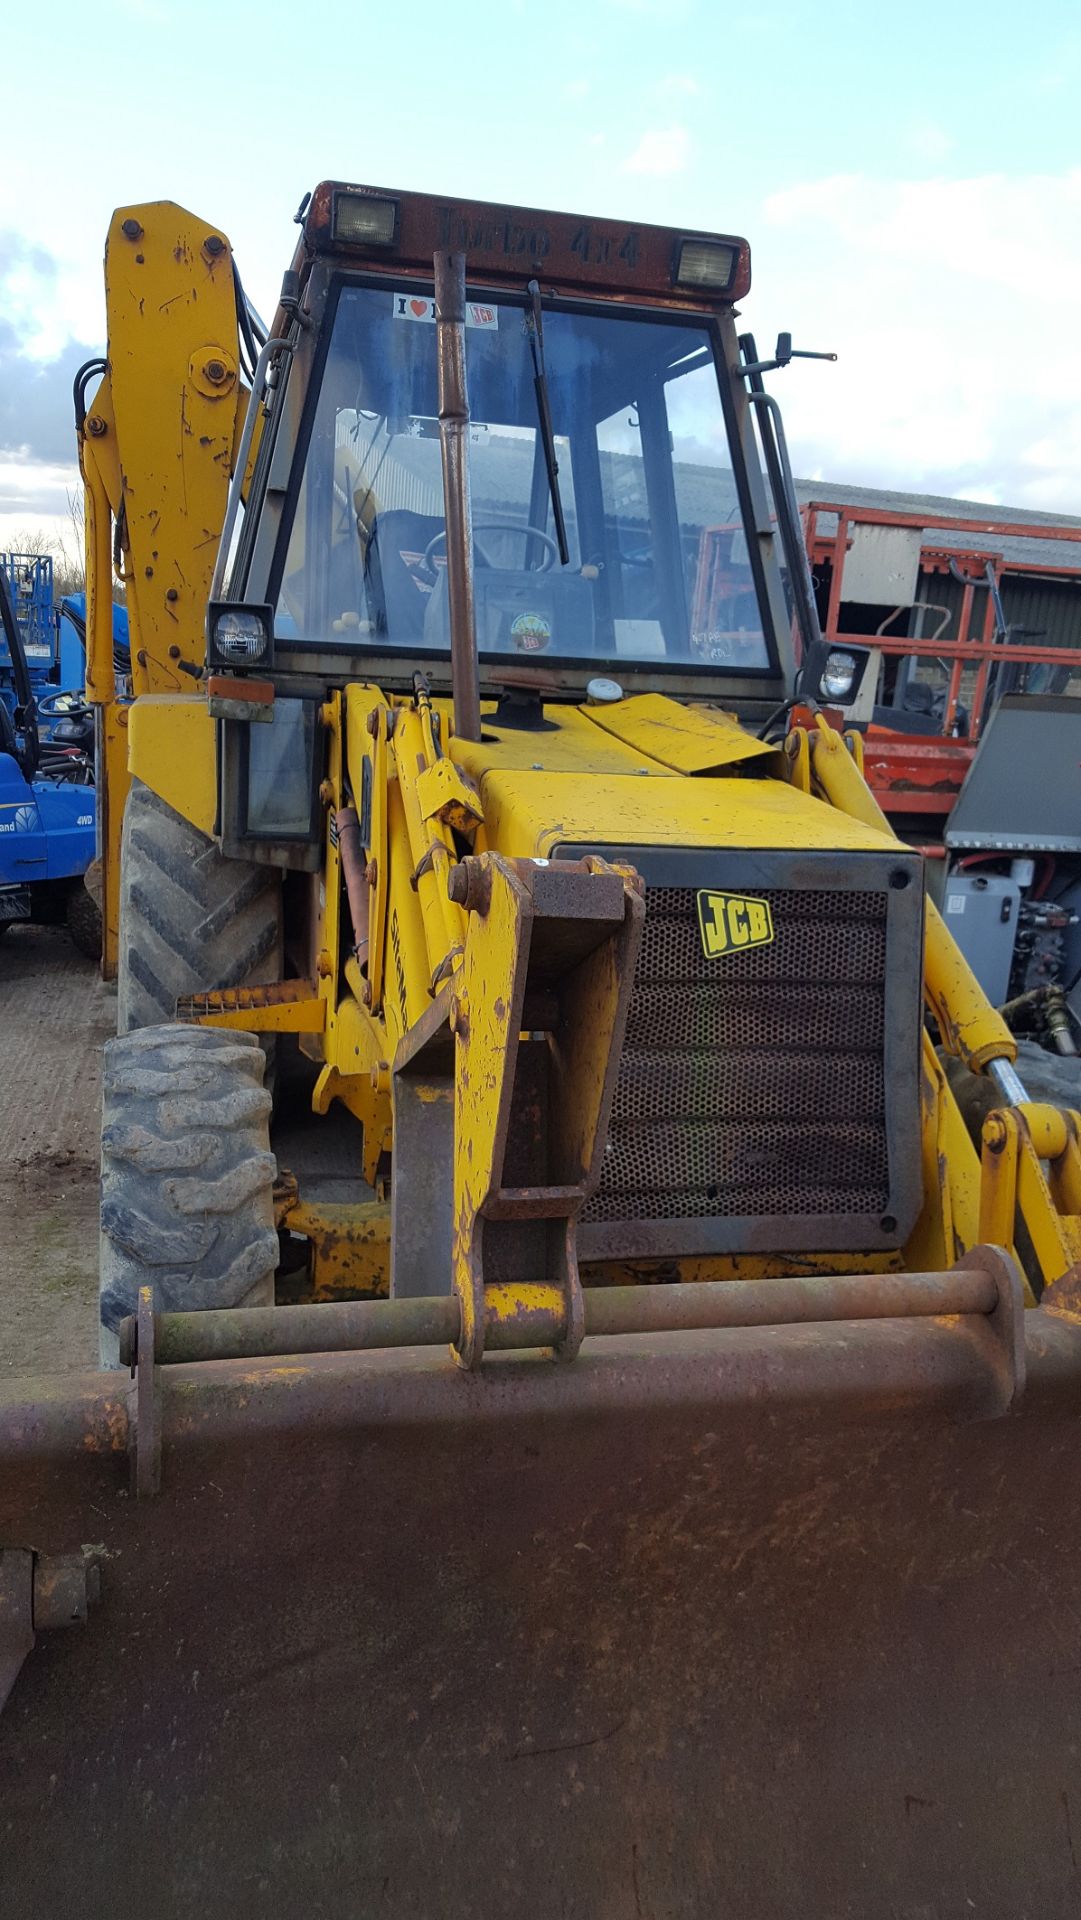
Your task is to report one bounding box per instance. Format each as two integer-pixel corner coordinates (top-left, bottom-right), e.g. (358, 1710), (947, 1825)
(66, 881), (102, 961)
(117, 780), (282, 1035)
(99, 1024), (278, 1366)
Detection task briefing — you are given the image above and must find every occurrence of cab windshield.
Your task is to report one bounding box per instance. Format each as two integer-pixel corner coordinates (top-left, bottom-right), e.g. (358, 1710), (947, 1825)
(273, 281), (771, 672)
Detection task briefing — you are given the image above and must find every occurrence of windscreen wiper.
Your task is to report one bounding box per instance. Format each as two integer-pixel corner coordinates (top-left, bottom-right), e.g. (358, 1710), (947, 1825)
(525, 279), (570, 566)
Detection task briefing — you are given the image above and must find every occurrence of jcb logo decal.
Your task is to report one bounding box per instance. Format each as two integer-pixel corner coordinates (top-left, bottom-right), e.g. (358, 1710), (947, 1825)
(697, 890), (774, 958)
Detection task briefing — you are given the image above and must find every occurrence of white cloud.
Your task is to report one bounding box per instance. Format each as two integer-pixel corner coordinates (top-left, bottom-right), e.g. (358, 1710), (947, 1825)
(0, 456), (82, 545)
(1, 233), (102, 364)
(755, 168), (1081, 511)
(623, 126), (691, 178)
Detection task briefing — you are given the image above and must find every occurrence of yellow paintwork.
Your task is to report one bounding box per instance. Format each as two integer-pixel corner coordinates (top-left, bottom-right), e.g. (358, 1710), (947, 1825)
(315, 981), (392, 1187)
(79, 381), (121, 709)
(414, 753), (484, 830)
(82, 201), (249, 973)
(280, 1196), (391, 1299)
(95, 702), (132, 979)
(583, 692), (778, 773)
(103, 204), (243, 691)
(980, 1104), (1081, 1294)
(474, 762), (901, 860)
(85, 189), (1079, 1315)
(806, 717), (1017, 1071)
(445, 850), (641, 1366)
(341, 685), (390, 1013)
(392, 701), (468, 994)
(154, 674), (1080, 1307)
(257, 1209), (907, 1303)
(484, 1280), (566, 1330)
(451, 858), (528, 1365)
(182, 993), (326, 1033)
(452, 701), (673, 777)
(127, 695), (218, 836)
(785, 726), (812, 795)
(904, 1033), (981, 1276)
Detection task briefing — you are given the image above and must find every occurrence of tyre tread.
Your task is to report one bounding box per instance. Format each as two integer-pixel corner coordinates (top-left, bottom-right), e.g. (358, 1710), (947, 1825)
(99, 1024), (278, 1361)
(117, 781), (281, 1035)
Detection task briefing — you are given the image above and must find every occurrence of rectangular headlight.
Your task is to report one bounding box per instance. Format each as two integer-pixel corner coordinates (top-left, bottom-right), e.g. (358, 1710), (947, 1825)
(674, 237), (738, 292)
(332, 191), (399, 248)
(206, 601), (274, 673)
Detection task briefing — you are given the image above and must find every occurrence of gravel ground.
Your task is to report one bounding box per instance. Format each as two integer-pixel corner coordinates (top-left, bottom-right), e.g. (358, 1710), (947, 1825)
(0, 923), (370, 1377)
(0, 922), (114, 1375)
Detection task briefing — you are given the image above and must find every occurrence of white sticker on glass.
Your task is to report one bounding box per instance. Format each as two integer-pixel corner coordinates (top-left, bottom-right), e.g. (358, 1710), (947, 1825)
(392, 295), (498, 328)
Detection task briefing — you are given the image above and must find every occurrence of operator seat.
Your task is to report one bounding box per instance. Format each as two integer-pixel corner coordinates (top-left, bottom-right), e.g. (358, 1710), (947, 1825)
(364, 510), (445, 642)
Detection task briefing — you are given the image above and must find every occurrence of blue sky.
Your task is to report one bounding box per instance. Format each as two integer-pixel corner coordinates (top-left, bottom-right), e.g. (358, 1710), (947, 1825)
(3, 0), (1081, 543)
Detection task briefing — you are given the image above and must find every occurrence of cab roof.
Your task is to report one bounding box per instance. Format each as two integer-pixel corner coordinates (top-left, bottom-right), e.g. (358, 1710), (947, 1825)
(302, 180), (751, 305)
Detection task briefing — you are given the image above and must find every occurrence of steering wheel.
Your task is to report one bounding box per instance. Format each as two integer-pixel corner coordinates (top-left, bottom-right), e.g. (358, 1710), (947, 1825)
(422, 522), (559, 576)
(36, 689), (90, 718)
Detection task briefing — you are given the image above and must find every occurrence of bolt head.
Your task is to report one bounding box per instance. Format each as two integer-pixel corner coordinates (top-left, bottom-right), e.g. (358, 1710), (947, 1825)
(203, 358), (228, 384)
(121, 218), (143, 241)
(86, 415), (107, 437)
(204, 234), (226, 256)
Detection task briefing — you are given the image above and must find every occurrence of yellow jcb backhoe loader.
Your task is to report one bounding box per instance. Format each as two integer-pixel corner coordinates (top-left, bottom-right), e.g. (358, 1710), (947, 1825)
(4, 182), (1081, 1918)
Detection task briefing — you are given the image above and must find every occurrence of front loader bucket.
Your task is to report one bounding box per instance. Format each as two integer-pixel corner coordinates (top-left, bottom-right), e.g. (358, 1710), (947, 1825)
(5, 1262), (1081, 1918)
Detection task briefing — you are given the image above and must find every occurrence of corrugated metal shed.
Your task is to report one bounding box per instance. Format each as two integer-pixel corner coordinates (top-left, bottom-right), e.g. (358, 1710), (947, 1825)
(799, 478), (1081, 698)
(796, 478), (1081, 575)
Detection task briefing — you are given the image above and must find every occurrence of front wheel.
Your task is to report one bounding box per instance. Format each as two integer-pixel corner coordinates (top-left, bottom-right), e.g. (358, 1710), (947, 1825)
(99, 1024), (278, 1365)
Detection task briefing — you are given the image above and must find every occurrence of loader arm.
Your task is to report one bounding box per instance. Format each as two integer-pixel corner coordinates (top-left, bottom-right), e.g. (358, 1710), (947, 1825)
(77, 202), (256, 973)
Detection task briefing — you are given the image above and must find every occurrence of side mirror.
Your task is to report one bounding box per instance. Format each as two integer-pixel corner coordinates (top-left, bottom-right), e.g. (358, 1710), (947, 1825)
(775, 331), (793, 366)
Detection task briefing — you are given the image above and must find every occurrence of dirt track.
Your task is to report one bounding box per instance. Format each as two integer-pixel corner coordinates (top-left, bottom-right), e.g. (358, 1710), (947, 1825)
(0, 925), (369, 1375)
(0, 923), (114, 1374)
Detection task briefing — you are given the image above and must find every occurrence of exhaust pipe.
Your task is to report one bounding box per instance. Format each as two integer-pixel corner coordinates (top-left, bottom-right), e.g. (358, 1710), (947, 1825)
(434, 249), (481, 743)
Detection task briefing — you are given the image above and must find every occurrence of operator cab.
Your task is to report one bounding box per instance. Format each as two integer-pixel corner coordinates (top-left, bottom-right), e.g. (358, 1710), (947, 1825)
(217, 185), (806, 860)
(275, 287), (769, 675)
(229, 185), (794, 708)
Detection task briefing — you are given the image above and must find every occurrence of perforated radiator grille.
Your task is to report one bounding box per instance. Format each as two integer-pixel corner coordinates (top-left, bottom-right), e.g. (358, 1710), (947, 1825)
(582, 884), (891, 1226)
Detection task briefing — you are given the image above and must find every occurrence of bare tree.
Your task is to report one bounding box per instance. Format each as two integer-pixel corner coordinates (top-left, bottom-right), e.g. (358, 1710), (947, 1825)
(5, 500), (85, 598)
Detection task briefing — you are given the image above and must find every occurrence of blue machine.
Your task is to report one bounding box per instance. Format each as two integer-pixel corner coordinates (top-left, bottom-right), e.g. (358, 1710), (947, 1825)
(0, 554), (58, 716)
(0, 559), (127, 753)
(0, 563), (99, 955)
